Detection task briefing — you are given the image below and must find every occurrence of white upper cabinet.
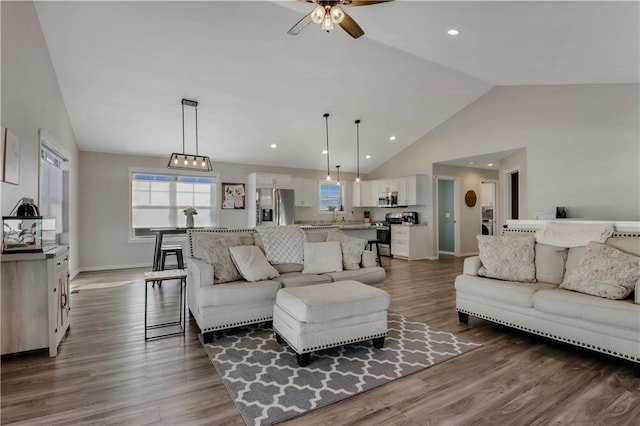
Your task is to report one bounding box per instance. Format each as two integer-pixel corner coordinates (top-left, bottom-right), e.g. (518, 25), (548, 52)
(356, 175), (429, 207)
(254, 173), (293, 189)
(293, 177), (317, 207)
(352, 180), (375, 207)
(400, 174), (429, 206)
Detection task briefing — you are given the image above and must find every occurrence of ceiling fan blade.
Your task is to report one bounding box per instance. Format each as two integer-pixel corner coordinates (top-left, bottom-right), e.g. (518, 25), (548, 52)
(288, 12), (314, 36)
(347, 1), (393, 7)
(339, 11), (365, 39)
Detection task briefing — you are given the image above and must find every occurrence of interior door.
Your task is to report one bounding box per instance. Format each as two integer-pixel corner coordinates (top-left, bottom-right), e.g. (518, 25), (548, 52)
(438, 180), (455, 253)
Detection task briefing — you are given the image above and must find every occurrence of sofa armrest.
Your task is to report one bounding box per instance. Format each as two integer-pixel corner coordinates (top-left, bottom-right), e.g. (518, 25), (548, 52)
(463, 256), (482, 276)
(361, 250), (377, 268)
(636, 280), (640, 305)
(187, 257), (214, 288)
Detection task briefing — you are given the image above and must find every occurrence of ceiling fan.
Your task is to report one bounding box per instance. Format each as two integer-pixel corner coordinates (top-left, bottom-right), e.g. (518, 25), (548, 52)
(287, 0), (393, 39)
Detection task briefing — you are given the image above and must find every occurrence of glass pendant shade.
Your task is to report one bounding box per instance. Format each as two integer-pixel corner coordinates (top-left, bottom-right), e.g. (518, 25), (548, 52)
(311, 6), (325, 24)
(330, 6), (345, 24)
(322, 14), (334, 30)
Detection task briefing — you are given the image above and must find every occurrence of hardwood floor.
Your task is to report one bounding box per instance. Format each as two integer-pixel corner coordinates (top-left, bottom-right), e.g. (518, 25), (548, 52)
(2, 257), (639, 425)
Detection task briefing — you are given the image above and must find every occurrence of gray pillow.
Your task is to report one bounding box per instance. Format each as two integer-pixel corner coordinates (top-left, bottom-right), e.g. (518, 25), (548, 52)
(535, 244), (567, 284)
(560, 241), (640, 300)
(198, 236), (244, 284)
(229, 245), (279, 282)
(477, 234), (536, 282)
(326, 231), (367, 270)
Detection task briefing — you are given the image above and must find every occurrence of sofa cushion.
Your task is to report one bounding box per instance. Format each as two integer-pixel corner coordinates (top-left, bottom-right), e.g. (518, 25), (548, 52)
(302, 241), (343, 274)
(229, 245), (279, 282)
(275, 280), (390, 323)
(534, 222), (614, 248)
(477, 234), (536, 283)
(198, 236), (244, 284)
(606, 236), (640, 256)
(256, 225), (306, 265)
(324, 267), (387, 286)
(193, 232), (254, 259)
(196, 280), (282, 307)
(535, 244), (567, 284)
(564, 246), (587, 278)
(272, 263), (304, 274)
(326, 231), (367, 270)
(534, 288), (640, 331)
(560, 242), (640, 300)
(276, 272), (333, 288)
(454, 274), (557, 308)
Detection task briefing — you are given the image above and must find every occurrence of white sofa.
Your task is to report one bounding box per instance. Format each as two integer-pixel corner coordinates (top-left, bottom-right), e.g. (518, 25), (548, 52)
(455, 225), (640, 376)
(186, 228), (386, 342)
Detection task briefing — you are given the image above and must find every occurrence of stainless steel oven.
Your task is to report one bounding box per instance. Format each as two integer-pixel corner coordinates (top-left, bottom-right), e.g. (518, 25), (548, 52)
(376, 226), (391, 257)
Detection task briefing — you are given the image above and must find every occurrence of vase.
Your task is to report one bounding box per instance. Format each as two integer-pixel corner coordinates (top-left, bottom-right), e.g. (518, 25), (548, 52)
(186, 215), (194, 229)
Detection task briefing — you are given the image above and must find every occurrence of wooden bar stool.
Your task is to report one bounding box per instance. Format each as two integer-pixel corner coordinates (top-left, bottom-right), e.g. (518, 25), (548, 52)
(153, 245), (184, 288)
(367, 239), (382, 267)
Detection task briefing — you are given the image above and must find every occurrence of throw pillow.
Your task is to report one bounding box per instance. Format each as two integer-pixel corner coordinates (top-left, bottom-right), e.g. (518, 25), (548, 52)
(560, 241), (640, 300)
(302, 241), (343, 274)
(256, 225), (306, 265)
(198, 236), (244, 284)
(326, 231), (367, 270)
(535, 244), (567, 284)
(477, 234), (536, 282)
(228, 245), (279, 282)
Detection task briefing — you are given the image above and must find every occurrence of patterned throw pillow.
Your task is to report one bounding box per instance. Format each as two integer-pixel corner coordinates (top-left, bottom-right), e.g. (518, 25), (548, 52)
(256, 225), (306, 265)
(198, 236), (244, 284)
(326, 231), (367, 270)
(477, 234), (536, 282)
(560, 241), (640, 300)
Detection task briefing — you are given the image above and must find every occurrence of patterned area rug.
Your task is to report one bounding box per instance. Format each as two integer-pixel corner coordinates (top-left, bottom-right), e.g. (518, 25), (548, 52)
(202, 312), (481, 426)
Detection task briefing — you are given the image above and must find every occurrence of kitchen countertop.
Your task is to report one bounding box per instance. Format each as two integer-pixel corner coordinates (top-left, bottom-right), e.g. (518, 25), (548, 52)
(297, 223), (388, 230)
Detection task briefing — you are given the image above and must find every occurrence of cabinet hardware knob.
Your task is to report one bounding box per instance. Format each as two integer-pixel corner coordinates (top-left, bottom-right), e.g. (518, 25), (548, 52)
(54, 288), (57, 292)
(57, 262), (61, 266)
(55, 328), (58, 333)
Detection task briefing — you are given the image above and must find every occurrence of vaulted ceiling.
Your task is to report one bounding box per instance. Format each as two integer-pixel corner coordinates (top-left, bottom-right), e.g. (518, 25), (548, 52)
(34, 1), (639, 174)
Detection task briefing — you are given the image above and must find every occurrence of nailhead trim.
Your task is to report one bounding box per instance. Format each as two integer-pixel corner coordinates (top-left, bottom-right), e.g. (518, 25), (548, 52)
(502, 228), (640, 239)
(458, 309), (639, 362)
(275, 330), (387, 354)
(188, 228), (257, 258)
(203, 315), (272, 332)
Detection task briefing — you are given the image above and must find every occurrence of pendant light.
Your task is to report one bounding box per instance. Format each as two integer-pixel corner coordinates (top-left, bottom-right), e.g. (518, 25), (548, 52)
(355, 119), (361, 182)
(167, 99), (212, 172)
(336, 165), (341, 186)
(324, 113), (331, 181)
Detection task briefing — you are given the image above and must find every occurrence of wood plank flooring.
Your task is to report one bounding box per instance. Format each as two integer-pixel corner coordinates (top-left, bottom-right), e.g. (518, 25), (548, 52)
(2, 257), (639, 425)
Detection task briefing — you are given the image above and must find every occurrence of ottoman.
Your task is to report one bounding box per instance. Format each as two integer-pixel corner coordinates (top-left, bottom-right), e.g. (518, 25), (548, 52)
(273, 280), (390, 367)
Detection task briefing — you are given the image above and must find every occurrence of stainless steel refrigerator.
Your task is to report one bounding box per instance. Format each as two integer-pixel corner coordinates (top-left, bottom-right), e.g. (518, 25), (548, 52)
(256, 188), (295, 226)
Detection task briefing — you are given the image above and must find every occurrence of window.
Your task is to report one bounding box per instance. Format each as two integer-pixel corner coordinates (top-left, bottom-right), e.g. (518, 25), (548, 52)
(319, 182), (342, 212)
(131, 172), (217, 238)
(40, 145), (66, 242)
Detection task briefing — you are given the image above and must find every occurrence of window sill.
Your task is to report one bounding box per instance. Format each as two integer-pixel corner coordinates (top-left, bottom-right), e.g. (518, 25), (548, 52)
(128, 235), (187, 244)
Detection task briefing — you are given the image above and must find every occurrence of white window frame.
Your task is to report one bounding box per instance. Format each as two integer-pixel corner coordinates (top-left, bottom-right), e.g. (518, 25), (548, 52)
(318, 181), (343, 214)
(128, 167), (220, 241)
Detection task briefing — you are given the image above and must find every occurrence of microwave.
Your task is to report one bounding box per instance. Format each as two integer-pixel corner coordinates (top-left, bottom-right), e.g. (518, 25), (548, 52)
(378, 192), (398, 208)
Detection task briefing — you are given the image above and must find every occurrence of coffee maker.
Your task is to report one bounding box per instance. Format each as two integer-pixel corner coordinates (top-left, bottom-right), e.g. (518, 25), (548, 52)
(402, 211), (418, 225)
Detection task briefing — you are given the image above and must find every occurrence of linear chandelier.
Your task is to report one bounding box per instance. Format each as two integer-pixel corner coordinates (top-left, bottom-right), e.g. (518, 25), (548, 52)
(167, 98), (212, 172)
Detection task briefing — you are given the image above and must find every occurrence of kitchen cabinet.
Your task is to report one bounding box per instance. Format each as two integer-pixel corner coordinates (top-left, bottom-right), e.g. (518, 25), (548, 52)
(1, 246), (70, 356)
(398, 175), (429, 206)
(352, 180), (375, 207)
(391, 225), (428, 260)
(253, 172), (293, 189)
(293, 177), (317, 207)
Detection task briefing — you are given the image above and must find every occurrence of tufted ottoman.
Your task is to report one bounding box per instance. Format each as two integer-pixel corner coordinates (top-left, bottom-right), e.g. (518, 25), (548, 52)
(273, 280), (390, 367)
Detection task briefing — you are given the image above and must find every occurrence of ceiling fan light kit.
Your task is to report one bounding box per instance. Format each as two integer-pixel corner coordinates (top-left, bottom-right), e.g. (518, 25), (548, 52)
(288, 0), (392, 39)
(167, 98), (213, 172)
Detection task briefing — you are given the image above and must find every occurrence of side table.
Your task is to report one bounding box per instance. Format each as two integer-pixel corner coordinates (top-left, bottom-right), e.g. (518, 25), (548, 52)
(143, 269), (187, 340)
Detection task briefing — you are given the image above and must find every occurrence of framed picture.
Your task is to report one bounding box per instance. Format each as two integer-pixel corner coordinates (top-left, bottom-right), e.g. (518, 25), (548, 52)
(2, 128), (20, 185)
(222, 183), (246, 209)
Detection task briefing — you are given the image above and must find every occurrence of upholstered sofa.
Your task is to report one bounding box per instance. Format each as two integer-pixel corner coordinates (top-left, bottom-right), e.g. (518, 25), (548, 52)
(455, 222), (640, 375)
(186, 227), (386, 341)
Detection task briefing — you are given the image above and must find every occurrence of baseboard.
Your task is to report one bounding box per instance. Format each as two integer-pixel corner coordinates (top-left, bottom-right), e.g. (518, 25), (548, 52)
(459, 251), (479, 257)
(76, 263), (151, 273)
(439, 251), (455, 256)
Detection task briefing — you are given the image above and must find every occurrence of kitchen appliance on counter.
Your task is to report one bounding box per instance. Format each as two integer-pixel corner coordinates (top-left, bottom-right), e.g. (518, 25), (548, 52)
(402, 211), (418, 225)
(256, 188), (295, 226)
(377, 192), (398, 208)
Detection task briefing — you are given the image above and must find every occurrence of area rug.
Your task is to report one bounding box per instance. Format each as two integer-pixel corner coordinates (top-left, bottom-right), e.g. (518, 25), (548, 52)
(202, 312), (481, 426)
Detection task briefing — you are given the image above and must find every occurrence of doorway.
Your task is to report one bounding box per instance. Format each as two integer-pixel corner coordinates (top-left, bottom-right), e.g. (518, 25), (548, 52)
(437, 178), (458, 255)
(481, 181), (497, 235)
(505, 168), (520, 221)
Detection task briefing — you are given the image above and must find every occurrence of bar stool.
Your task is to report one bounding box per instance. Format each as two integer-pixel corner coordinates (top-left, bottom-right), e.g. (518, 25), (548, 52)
(367, 239), (382, 267)
(154, 245), (184, 288)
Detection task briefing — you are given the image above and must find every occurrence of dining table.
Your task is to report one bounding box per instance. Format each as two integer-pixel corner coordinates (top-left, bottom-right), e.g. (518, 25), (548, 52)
(150, 228), (192, 272)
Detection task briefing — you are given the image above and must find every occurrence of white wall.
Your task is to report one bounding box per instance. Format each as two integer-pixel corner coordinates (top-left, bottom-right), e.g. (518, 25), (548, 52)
(78, 151), (359, 270)
(1, 1), (80, 275)
(369, 84), (639, 255)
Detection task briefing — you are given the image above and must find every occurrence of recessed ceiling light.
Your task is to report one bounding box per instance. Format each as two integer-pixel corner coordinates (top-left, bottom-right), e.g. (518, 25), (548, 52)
(366, 155), (372, 159)
(487, 163), (494, 167)
(389, 136), (396, 141)
(468, 161), (475, 165)
(270, 143), (277, 149)
(447, 29), (460, 36)
(322, 149), (328, 155)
